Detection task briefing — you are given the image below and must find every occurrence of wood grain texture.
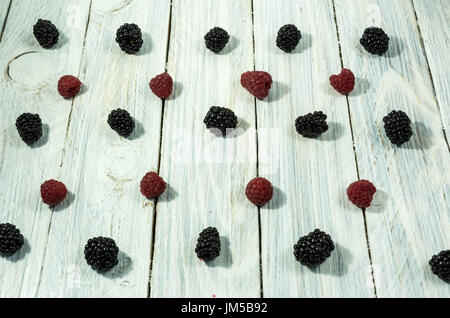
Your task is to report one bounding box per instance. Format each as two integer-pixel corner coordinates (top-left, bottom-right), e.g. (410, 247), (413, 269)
(413, 0), (450, 137)
(253, 0), (375, 297)
(0, 0), (11, 40)
(149, 0), (260, 298)
(0, 0), (91, 297)
(334, 0), (450, 297)
(36, 0), (171, 297)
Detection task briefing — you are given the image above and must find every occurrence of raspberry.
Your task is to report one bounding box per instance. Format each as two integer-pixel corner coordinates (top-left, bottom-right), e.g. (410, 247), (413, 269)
(360, 27), (390, 55)
(41, 179), (68, 206)
(16, 113), (42, 145)
(115, 23), (143, 54)
(203, 106), (238, 136)
(240, 71), (273, 100)
(140, 172), (166, 199)
(0, 223), (24, 256)
(149, 72), (173, 99)
(294, 229), (335, 266)
(195, 227), (221, 262)
(329, 69), (355, 95)
(429, 250), (450, 281)
(276, 24), (302, 53)
(347, 180), (376, 208)
(33, 19), (59, 49)
(245, 177), (273, 207)
(84, 237), (119, 272)
(204, 27), (230, 53)
(58, 75), (82, 99)
(295, 111), (328, 138)
(383, 110), (413, 146)
(107, 108), (135, 137)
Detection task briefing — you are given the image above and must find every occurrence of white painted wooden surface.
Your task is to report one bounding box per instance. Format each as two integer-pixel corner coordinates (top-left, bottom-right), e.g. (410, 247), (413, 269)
(253, 0), (374, 297)
(0, 1), (11, 40)
(334, 0), (450, 297)
(150, 0), (260, 298)
(0, 0), (448, 298)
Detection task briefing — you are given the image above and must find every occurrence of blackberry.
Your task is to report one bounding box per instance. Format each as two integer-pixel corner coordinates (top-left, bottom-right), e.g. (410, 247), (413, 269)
(33, 19), (59, 49)
(276, 24), (302, 53)
(429, 250), (450, 281)
(0, 223), (24, 256)
(203, 106), (238, 136)
(16, 113), (43, 145)
(360, 27), (390, 55)
(115, 23), (143, 54)
(295, 111), (328, 138)
(107, 108), (135, 137)
(294, 229), (335, 266)
(383, 110), (413, 145)
(204, 27), (230, 53)
(195, 227), (221, 262)
(84, 237), (119, 272)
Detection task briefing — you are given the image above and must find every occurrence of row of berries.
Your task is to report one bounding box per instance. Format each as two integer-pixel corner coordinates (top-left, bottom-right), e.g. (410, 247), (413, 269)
(1, 177), (449, 280)
(34, 19), (389, 56)
(1, 221), (448, 280)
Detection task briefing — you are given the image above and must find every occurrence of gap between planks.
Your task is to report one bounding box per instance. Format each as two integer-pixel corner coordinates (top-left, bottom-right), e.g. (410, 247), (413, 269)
(0, 0), (12, 42)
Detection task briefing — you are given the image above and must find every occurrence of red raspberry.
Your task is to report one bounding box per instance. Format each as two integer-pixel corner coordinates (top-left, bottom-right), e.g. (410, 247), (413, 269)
(240, 71), (273, 100)
(57, 75), (82, 99)
(245, 177), (273, 207)
(140, 172), (166, 199)
(347, 180), (376, 208)
(149, 72), (173, 99)
(329, 68), (355, 95)
(41, 179), (68, 206)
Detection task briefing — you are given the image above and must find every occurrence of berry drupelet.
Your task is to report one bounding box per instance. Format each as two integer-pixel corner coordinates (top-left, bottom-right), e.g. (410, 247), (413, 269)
(58, 75), (82, 99)
(240, 71), (273, 100)
(294, 229), (335, 266)
(347, 180), (377, 208)
(429, 250), (450, 281)
(41, 179), (68, 206)
(360, 27), (390, 55)
(245, 177), (273, 207)
(195, 227), (221, 262)
(84, 237), (119, 272)
(204, 27), (230, 53)
(383, 110), (413, 145)
(0, 223), (24, 256)
(33, 19), (59, 49)
(276, 24), (302, 53)
(140, 172), (166, 199)
(295, 111), (328, 138)
(16, 113), (43, 145)
(149, 72), (173, 99)
(107, 108), (135, 137)
(115, 23), (143, 54)
(203, 106), (238, 136)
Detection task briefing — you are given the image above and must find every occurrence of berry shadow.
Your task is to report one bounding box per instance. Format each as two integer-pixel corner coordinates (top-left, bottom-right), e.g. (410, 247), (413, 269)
(318, 122), (345, 141)
(128, 119), (145, 140)
(157, 183), (177, 203)
(136, 32), (152, 56)
(4, 238), (31, 262)
(401, 121), (433, 150)
(309, 243), (350, 277)
(218, 35), (239, 55)
(367, 189), (388, 213)
(206, 236), (232, 268)
(265, 186), (286, 210)
(167, 81), (183, 101)
(350, 77), (370, 97)
(104, 251), (133, 279)
(266, 81), (289, 103)
(292, 32), (312, 54)
(384, 36), (403, 58)
(30, 123), (49, 148)
(52, 33), (69, 50)
(52, 191), (75, 212)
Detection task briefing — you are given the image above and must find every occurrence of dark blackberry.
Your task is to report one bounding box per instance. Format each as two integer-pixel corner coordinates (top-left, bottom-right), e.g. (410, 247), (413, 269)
(204, 27), (230, 53)
(295, 111), (328, 138)
(195, 227), (221, 262)
(203, 106), (238, 136)
(276, 24), (302, 53)
(84, 237), (119, 272)
(0, 223), (24, 256)
(16, 113), (42, 145)
(360, 27), (390, 55)
(33, 19), (59, 49)
(115, 23), (143, 54)
(429, 250), (450, 281)
(294, 229), (335, 266)
(107, 108), (135, 137)
(383, 110), (413, 145)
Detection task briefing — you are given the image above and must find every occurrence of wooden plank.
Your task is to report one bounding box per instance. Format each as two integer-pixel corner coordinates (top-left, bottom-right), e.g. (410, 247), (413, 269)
(253, 0), (374, 297)
(413, 0), (450, 137)
(150, 0), (260, 297)
(36, 0), (171, 297)
(334, 0), (450, 297)
(0, 0), (11, 40)
(0, 0), (91, 297)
